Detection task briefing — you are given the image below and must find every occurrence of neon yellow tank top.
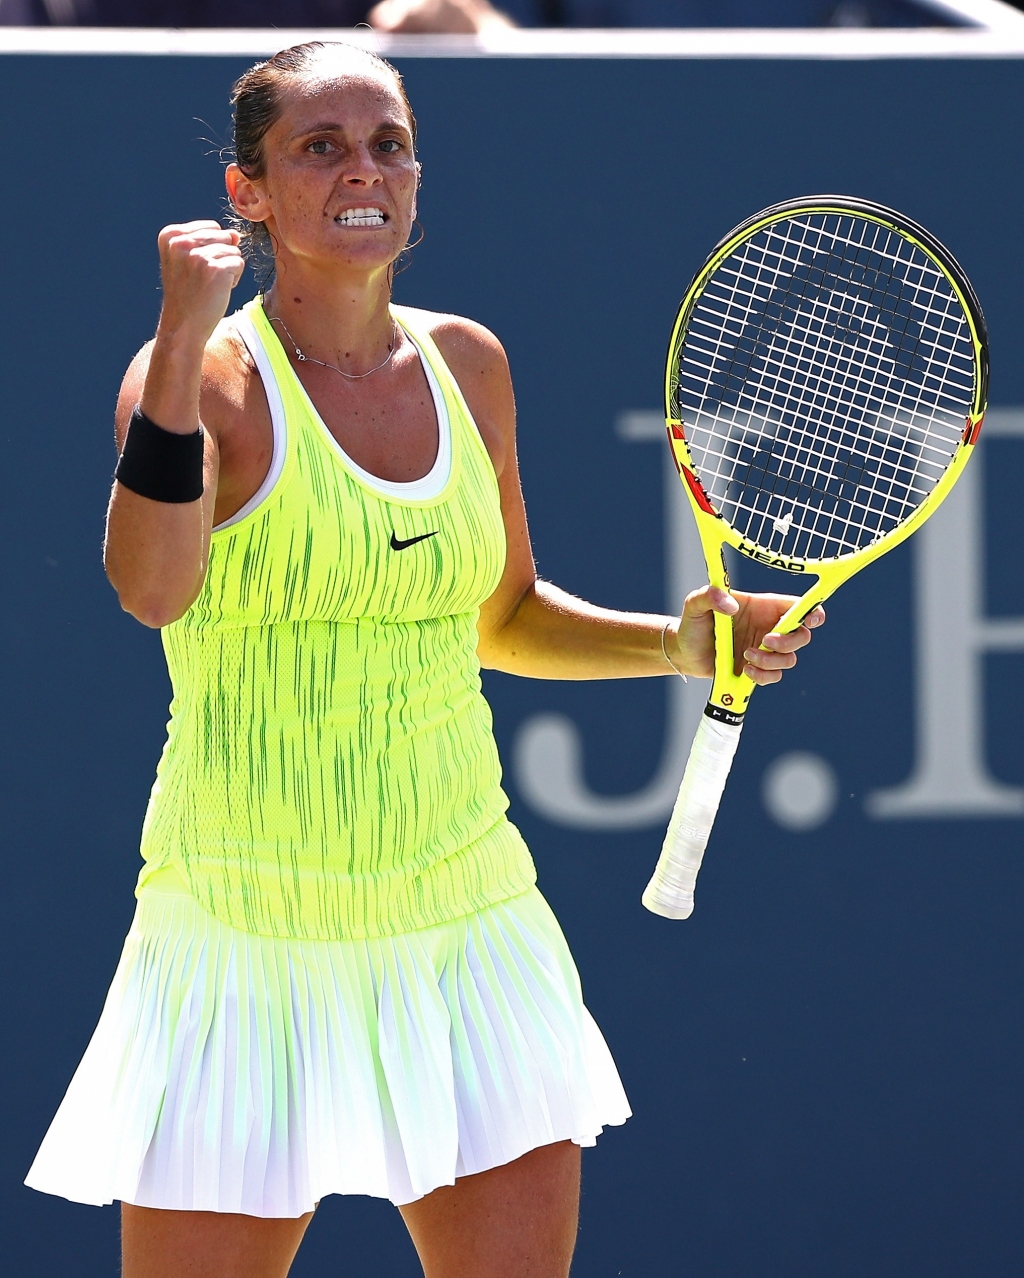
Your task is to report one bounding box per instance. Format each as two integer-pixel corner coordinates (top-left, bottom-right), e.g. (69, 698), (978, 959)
(137, 297), (536, 940)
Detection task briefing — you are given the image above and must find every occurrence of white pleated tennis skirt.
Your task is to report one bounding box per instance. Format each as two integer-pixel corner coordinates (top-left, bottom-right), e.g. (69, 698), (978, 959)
(25, 870), (630, 1216)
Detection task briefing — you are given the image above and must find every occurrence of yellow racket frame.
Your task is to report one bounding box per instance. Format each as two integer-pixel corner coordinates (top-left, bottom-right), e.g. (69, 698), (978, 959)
(665, 200), (988, 722)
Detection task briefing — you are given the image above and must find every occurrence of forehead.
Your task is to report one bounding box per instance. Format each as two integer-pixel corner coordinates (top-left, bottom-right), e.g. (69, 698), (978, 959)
(276, 64), (410, 132)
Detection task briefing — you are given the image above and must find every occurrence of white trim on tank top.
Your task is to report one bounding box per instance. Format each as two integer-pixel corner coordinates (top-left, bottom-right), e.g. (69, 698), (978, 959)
(294, 315), (452, 500)
(216, 311), (453, 532)
(215, 312), (289, 532)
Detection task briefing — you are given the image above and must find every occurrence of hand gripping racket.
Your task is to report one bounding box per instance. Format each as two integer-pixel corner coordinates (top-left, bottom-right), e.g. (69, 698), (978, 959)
(642, 195), (988, 920)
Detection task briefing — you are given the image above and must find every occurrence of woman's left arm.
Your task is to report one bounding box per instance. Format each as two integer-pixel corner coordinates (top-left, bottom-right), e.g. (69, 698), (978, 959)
(431, 318), (824, 684)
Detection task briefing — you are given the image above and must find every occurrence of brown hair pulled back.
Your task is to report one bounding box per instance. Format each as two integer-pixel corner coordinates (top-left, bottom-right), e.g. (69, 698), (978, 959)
(229, 41), (418, 273)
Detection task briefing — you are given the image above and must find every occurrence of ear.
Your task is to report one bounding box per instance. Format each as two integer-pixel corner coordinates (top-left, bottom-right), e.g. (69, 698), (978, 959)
(226, 163), (270, 225)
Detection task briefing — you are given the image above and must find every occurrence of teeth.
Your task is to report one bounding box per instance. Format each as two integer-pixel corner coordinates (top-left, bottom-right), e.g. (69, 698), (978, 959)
(336, 208), (386, 227)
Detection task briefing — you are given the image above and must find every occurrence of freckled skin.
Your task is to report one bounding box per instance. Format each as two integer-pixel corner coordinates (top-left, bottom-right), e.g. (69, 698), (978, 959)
(245, 71), (420, 282)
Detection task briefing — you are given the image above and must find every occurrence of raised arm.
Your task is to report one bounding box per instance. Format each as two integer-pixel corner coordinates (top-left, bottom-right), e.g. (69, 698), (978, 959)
(433, 317), (823, 684)
(104, 221), (244, 628)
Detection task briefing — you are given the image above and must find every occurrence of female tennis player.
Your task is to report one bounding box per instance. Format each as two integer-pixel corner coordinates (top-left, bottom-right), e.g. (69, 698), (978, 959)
(26, 41), (823, 1278)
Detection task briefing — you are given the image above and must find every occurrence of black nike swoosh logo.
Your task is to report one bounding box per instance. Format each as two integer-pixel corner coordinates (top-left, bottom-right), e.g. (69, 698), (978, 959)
(390, 530), (440, 551)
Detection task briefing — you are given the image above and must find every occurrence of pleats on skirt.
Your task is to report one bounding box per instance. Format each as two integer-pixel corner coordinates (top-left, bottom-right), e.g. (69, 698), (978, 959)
(25, 870), (630, 1216)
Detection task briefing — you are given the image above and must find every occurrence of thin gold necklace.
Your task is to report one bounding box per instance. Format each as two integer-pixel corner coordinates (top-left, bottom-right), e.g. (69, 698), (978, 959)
(268, 312), (398, 381)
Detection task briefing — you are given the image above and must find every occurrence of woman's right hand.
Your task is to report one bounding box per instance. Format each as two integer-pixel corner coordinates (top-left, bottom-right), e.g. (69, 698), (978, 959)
(154, 221), (245, 354)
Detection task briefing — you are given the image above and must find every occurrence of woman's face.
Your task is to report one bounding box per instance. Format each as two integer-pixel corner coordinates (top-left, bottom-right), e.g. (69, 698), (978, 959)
(232, 66), (419, 278)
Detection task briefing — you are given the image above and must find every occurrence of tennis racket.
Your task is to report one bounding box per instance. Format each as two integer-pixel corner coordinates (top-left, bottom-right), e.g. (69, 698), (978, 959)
(642, 195), (988, 920)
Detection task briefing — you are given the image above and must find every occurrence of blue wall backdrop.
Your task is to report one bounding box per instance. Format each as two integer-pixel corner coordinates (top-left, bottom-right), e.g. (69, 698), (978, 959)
(1, 49), (1023, 1277)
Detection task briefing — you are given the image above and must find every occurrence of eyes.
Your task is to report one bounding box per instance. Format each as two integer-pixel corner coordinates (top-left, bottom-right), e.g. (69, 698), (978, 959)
(305, 136), (405, 157)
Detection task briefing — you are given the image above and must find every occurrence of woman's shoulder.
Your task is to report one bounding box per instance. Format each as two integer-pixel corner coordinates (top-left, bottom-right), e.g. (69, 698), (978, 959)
(122, 316), (252, 383)
(394, 306), (512, 403)
(394, 307), (516, 470)
(393, 305), (508, 365)
(115, 318), (257, 447)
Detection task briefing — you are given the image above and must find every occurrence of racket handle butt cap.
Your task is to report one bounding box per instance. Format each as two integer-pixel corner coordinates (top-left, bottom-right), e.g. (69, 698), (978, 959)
(641, 885), (694, 920)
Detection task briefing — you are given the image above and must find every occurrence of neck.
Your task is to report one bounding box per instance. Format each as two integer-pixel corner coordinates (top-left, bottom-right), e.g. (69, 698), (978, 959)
(264, 256), (395, 375)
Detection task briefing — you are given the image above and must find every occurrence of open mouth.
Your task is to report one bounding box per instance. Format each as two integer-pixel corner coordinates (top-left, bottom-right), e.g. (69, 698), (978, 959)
(335, 208), (387, 228)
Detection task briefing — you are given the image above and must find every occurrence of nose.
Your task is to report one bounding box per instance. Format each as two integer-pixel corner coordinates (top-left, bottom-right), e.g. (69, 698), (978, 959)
(343, 143), (384, 187)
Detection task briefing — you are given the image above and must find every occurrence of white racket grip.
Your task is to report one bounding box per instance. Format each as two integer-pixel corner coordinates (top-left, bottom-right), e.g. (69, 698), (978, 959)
(642, 713), (744, 919)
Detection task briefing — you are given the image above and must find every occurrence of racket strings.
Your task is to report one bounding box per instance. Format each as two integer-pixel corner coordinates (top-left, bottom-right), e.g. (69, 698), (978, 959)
(698, 222), (968, 501)
(682, 219), (971, 555)
(673, 212), (975, 561)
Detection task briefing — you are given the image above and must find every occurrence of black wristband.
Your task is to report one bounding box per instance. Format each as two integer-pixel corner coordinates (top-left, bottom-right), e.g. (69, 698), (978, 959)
(115, 406), (205, 504)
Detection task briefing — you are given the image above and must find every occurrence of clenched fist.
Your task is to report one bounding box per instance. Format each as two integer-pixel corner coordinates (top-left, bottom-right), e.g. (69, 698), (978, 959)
(155, 220), (245, 349)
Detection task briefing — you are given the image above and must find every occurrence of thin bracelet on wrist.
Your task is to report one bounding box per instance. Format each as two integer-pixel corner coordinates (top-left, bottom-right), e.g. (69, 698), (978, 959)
(660, 619), (688, 680)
